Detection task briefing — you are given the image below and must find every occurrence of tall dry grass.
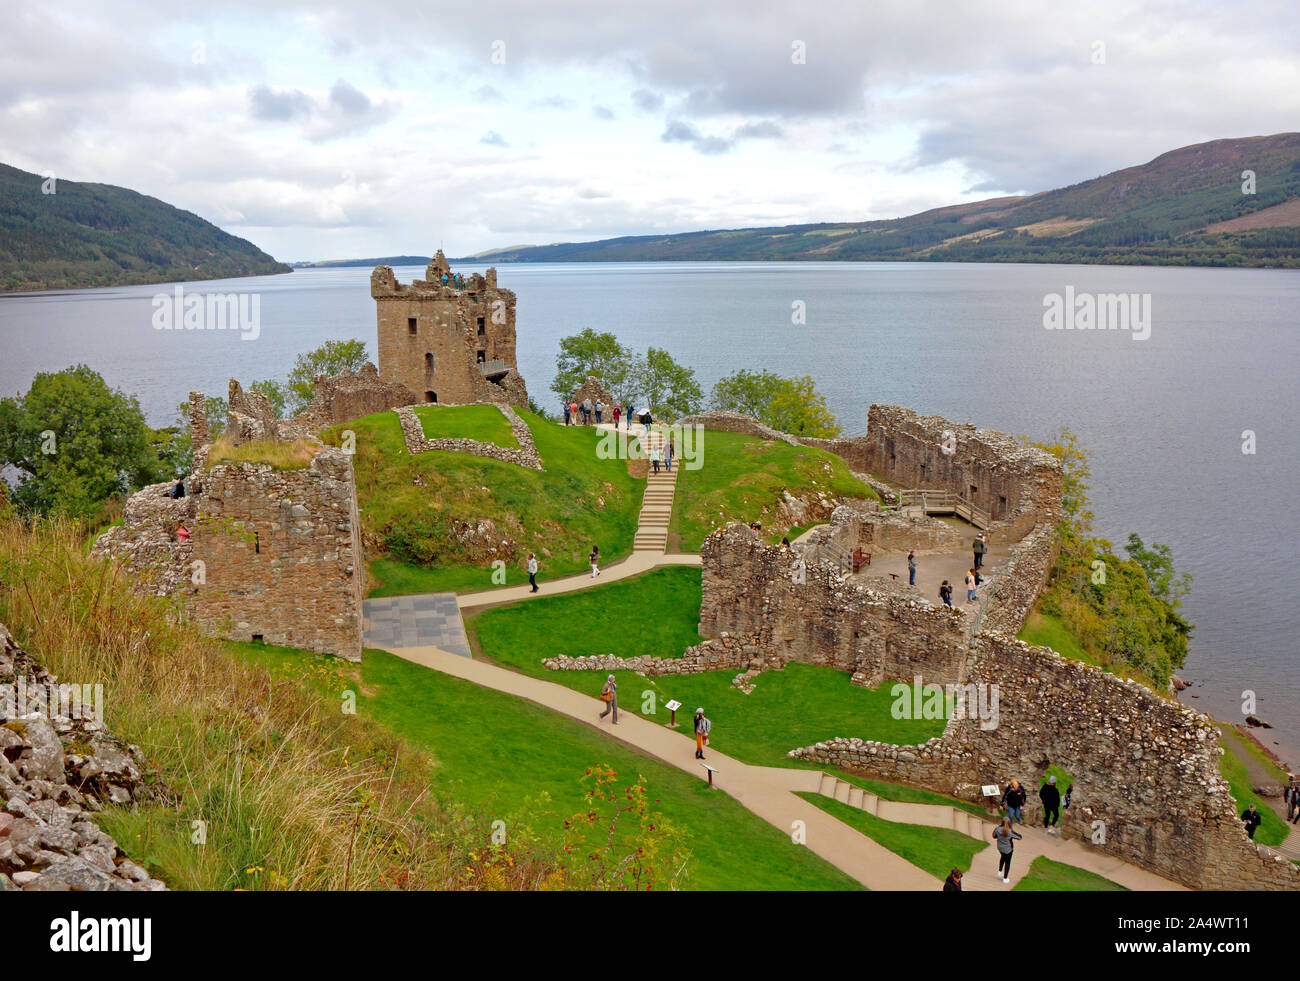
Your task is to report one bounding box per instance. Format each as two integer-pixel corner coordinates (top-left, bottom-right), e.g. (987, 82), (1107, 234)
(0, 518), (563, 890)
(205, 436), (319, 470)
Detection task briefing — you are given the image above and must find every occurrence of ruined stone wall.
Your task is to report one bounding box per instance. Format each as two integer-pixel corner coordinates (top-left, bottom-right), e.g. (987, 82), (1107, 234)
(96, 451), (364, 661)
(371, 258), (528, 410)
(570, 376), (614, 420)
(851, 404), (1062, 533)
(700, 524), (968, 687)
(979, 520), (1058, 636)
(289, 362), (417, 435)
(790, 632), (1300, 891)
(394, 404), (543, 471)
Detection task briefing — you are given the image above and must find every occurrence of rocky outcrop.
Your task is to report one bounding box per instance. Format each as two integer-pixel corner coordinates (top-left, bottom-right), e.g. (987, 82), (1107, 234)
(0, 624), (166, 892)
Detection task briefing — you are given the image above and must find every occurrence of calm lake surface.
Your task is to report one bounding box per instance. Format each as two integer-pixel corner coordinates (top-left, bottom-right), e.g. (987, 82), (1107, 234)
(2, 261), (1297, 764)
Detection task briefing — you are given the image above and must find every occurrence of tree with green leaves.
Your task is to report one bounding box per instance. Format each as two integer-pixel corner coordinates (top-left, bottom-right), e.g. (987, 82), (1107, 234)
(710, 370), (841, 437)
(0, 365), (169, 520)
(550, 329), (634, 404)
(287, 339), (369, 414)
(631, 347), (702, 419)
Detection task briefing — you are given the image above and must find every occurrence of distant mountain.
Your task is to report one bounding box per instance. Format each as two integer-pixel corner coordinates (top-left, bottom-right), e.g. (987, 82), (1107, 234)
(464, 134), (1300, 268)
(291, 255), (431, 268)
(0, 163), (290, 292)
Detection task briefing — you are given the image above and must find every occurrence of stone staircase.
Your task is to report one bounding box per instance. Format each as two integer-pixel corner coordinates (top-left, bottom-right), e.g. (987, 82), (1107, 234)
(633, 429), (678, 553)
(814, 772), (1026, 888)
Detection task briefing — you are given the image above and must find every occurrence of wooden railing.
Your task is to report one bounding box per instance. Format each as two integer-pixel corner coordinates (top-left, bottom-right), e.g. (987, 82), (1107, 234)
(892, 489), (991, 530)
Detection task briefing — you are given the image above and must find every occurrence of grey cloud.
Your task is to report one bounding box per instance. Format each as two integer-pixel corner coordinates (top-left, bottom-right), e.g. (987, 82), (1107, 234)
(592, 104), (615, 120)
(249, 84), (314, 121)
(329, 79), (372, 115)
(661, 119), (734, 154)
(480, 130), (509, 147)
(631, 88), (664, 111)
(734, 120), (784, 140)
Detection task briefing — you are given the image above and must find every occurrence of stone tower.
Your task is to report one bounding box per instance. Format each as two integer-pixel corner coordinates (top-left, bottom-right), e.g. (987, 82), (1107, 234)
(370, 250), (528, 408)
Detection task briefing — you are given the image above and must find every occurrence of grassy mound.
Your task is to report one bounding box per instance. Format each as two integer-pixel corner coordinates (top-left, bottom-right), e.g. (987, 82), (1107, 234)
(670, 430), (876, 552)
(1013, 856), (1127, 891)
(323, 409), (642, 596)
(467, 567), (946, 765)
(415, 404), (518, 448)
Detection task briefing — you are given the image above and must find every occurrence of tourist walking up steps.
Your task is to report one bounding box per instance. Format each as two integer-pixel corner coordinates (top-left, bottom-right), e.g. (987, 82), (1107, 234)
(589, 545), (601, 578)
(908, 551), (917, 586)
(965, 568), (978, 603)
(1242, 803), (1262, 839)
(666, 435), (675, 472)
(599, 675), (618, 724)
(527, 553), (539, 593)
(1039, 775), (1061, 833)
(939, 580), (953, 607)
(942, 868), (963, 892)
(992, 819), (1022, 883)
(694, 708), (711, 760)
(1002, 779), (1026, 824)
(973, 532), (986, 569)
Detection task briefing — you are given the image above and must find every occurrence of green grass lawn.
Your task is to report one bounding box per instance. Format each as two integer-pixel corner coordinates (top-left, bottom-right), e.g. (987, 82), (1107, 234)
(1216, 726), (1289, 847)
(830, 773), (992, 819)
(670, 429), (876, 552)
(1012, 856), (1127, 891)
(322, 409), (642, 597)
(467, 567), (946, 767)
(415, 404), (518, 448)
(230, 641), (861, 890)
(798, 793), (984, 880)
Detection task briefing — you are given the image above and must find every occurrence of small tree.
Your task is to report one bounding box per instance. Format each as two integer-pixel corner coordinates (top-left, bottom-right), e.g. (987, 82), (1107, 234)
(710, 370), (841, 437)
(631, 347), (702, 419)
(551, 329), (634, 404)
(287, 339), (369, 414)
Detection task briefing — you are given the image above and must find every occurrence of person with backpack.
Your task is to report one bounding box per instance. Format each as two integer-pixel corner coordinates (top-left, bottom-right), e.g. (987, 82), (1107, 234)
(650, 445), (661, 474)
(973, 533), (986, 569)
(939, 580), (953, 607)
(595, 401), (604, 424)
(942, 868), (963, 892)
(1039, 775), (1061, 834)
(908, 551), (917, 586)
(694, 707), (711, 760)
(527, 553), (539, 593)
(599, 674), (618, 724)
(1002, 779), (1026, 823)
(589, 545), (601, 578)
(992, 819), (1022, 883)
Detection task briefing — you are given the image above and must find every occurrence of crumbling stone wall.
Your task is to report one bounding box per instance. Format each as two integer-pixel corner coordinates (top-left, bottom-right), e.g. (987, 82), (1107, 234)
(395, 403), (543, 471)
(289, 362), (417, 435)
(371, 253), (528, 409)
(96, 449), (364, 662)
(224, 379), (281, 446)
(700, 524), (968, 687)
(979, 520), (1058, 636)
(570, 376), (614, 421)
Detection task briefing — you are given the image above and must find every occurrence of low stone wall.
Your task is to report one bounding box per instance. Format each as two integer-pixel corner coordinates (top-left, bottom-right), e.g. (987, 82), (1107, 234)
(0, 623), (167, 891)
(676, 411), (800, 445)
(395, 404), (543, 471)
(979, 520), (1058, 636)
(541, 633), (763, 677)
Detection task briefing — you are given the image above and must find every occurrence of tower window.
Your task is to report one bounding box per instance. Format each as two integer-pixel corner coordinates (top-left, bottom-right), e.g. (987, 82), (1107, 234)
(476, 316), (486, 335)
(407, 317), (417, 335)
(477, 350), (486, 364)
(425, 353), (434, 372)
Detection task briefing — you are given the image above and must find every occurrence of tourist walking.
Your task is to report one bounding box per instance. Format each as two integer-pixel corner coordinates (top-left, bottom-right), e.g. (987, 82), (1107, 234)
(694, 707), (711, 760)
(666, 435), (675, 472)
(942, 868), (963, 892)
(599, 674), (618, 724)
(650, 445), (661, 474)
(570, 400), (579, 425)
(907, 551), (917, 586)
(1063, 783), (1073, 810)
(1039, 775), (1061, 834)
(613, 404), (621, 429)
(973, 533), (986, 569)
(583, 398), (593, 424)
(595, 401), (604, 424)
(527, 553), (539, 593)
(992, 819), (1022, 883)
(1242, 803), (1262, 839)
(939, 580), (953, 607)
(563, 401), (571, 425)
(589, 545), (601, 578)
(965, 568), (978, 603)
(1002, 779), (1026, 823)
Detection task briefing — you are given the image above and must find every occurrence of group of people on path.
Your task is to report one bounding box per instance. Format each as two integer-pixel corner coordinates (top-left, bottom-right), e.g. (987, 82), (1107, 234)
(961, 775), (1073, 886)
(517, 543), (599, 593)
(565, 398), (609, 426)
(597, 675), (712, 766)
(650, 434), (676, 474)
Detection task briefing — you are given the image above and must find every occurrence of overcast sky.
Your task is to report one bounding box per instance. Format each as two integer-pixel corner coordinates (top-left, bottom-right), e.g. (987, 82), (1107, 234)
(3, 0), (1297, 261)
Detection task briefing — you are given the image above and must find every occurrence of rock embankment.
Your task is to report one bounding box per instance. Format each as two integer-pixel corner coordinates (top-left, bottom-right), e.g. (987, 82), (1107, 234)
(0, 623), (166, 892)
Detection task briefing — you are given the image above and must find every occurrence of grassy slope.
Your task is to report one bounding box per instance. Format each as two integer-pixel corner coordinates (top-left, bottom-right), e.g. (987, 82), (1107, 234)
(1013, 856), (1127, 892)
(1216, 726), (1289, 847)
(1019, 611), (1096, 665)
(415, 404), (518, 447)
(467, 567), (945, 767)
(337, 646), (860, 890)
(670, 429), (876, 552)
(797, 793), (984, 880)
(324, 409), (641, 597)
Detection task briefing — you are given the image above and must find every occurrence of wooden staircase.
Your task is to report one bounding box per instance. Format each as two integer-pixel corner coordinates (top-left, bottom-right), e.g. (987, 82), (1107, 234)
(633, 429), (678, 553)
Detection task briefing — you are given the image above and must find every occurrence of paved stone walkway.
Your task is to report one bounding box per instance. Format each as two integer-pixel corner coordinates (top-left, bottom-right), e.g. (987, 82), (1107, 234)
(362, 593), (471, 656)
(381, 642), (1184, 891)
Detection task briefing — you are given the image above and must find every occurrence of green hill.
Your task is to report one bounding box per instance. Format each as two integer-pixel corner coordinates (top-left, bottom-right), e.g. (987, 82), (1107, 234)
(0, 162), (290, 292)
(459, 133), (1300, 268)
